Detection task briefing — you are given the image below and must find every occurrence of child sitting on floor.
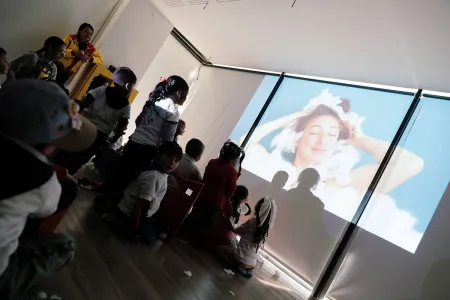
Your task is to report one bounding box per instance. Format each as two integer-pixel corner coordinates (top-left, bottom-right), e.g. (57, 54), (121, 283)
(116, 141), (183, 244)
(218, 196), (277, 278)
(230, 185), (251, 229)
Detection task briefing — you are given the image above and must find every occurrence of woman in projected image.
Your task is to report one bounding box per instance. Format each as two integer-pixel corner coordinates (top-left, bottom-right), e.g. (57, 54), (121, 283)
(243, 89), (424, 244)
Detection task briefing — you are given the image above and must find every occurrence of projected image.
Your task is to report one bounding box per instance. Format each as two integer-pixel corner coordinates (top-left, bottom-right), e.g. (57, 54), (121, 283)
(230, 77), (448, 253)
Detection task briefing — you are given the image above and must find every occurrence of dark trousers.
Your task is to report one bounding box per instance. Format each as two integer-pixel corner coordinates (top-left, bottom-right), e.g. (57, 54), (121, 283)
(102, 140), (158, 203)
(53, 130), (109, 175)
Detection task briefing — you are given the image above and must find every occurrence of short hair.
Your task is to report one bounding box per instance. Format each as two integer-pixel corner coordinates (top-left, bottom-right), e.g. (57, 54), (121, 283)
(0, 48), (6, 55)
(78, 23), (94, 33)
(232, 185), (249, 201)
(185, 138), (205, 158)
(159, 141), (183, 160)
(113, 67), (137, 86)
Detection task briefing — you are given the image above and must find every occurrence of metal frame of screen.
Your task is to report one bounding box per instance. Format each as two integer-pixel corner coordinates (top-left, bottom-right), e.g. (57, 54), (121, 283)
(170, 27), (450, 299)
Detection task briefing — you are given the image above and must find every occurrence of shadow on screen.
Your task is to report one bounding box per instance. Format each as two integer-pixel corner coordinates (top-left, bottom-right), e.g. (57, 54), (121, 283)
(398, 259), (450, 300)
(265, 169), (335, 284)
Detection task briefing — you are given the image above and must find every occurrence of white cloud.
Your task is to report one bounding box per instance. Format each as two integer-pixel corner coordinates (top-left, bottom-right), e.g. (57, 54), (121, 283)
(358, 193), (423, 253)
(320, 188), (423, 253)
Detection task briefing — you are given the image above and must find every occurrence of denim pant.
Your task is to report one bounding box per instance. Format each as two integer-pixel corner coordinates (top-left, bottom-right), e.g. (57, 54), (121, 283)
(0, 234), (75, 300)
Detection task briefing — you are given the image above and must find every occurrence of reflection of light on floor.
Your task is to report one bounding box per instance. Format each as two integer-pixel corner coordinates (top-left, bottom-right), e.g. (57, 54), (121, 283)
(256, 277), (295, 293)
(259, 250), (332, 300)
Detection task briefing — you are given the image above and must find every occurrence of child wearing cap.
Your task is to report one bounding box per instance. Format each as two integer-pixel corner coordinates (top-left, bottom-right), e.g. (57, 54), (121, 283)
(54, 67), (137, 175)
(113, 141), (183, 244)
(0, 79), (97, 299)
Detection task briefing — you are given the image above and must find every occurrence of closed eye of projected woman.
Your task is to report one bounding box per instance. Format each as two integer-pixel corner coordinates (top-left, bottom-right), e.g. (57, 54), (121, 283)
(238, 86), (426, 253)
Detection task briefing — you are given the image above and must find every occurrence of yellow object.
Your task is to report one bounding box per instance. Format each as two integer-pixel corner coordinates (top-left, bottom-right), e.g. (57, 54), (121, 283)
(60, 34), (103, 75)
(71, 64), (139, 104)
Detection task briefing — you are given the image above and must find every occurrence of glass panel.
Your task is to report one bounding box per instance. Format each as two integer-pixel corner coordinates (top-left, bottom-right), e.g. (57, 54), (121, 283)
(327, 95), (450, 300)
(235, 76), (415, 286)
(229, 75), (280, 143)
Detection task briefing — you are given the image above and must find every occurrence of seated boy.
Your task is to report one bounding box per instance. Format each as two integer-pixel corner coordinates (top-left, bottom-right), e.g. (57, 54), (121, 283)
(168, 138), (205, 191)
(117, 141), (183, 244)
(0, 79), (96, 299)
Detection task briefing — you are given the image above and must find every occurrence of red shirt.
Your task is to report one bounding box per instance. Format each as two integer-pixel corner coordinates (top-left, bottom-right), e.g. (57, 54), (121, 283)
(196, 158), (238, 215)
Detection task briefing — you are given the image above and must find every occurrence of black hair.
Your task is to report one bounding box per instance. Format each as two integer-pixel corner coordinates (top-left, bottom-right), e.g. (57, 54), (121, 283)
(253, 198), (271, 252)
(148, 75), (189, 104)
(185, 138), (205, 159)
(231, 185), (249, 224)
(158, 141), (183, 161)
(297, 168), (320, 190)
(36, 36), (65, 55)
(113, 67), (137, 86)
(177, 119), (186, 129)
(0, 48), (6, 55)
(136, 76), (189, 126)
(78, 23), (94, 33)
(219, 141), (242, 162)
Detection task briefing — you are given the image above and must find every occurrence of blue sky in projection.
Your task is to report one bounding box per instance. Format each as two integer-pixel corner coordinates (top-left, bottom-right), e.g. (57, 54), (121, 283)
(230, 76), (450, 233)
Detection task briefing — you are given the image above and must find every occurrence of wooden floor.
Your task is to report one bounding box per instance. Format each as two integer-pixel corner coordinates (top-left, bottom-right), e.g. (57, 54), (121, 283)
(37, 190), (305, 300)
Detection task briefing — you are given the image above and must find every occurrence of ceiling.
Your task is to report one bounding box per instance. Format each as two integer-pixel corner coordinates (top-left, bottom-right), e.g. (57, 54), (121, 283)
(150, 0), (450, 93)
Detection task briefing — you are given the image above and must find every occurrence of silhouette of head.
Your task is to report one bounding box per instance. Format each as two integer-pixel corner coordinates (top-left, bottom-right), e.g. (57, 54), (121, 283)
(271, 171), (289, 189)
(297, 168), (320, 191)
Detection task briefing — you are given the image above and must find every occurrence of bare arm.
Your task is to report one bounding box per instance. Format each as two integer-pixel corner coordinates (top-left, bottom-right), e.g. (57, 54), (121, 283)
(350, 135), (424, 194)
(239, 111), (306, 146)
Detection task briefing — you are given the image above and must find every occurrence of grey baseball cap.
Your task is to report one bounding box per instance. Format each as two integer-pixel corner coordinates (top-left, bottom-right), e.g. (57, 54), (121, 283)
(0, 79), (97, 152)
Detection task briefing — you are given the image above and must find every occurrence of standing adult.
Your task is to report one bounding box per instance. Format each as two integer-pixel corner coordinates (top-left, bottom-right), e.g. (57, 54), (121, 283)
(57, 23), (103, 85)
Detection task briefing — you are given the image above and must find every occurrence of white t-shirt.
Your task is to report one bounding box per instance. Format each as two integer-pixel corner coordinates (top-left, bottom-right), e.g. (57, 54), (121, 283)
(235, 218), (259, 266)
(0, 137), (61, 275)
(118, 170), (168, 218)
(83, 86), (131, 134)
(130, 98), (180, 147)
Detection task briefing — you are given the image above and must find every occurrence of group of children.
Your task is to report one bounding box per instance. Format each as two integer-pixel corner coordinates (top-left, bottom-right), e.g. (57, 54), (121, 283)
(0, 23), (277, 300)
(0, 23), (103, 90)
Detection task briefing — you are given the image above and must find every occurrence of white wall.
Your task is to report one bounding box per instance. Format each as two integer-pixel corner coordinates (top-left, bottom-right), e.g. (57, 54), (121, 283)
(124, 34), (202, 140)
(153, 0), (450, 93)
(99, 0), (173, 83)
(178, 66), (265, 172)
(0, 0), (118, 59)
